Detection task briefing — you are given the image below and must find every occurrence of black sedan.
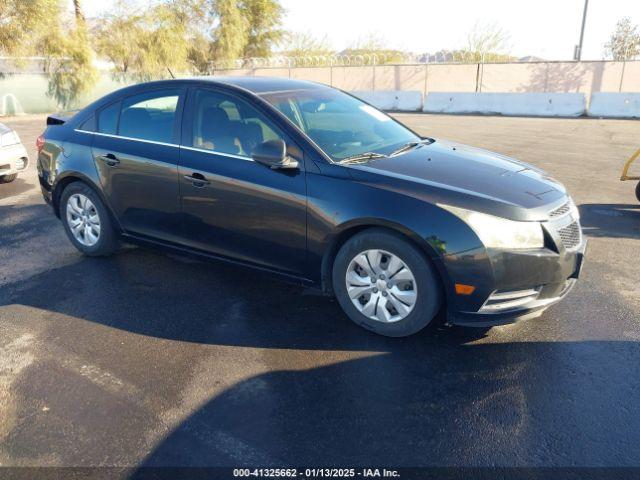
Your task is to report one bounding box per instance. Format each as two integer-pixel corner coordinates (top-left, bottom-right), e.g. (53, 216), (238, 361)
(37, 77), (585, 337)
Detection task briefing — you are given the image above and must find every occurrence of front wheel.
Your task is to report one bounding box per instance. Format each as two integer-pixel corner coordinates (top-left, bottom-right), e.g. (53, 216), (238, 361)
(60, 182), (119, 256)
(0, 173), (18, 183)
(332, 229), (443, 337)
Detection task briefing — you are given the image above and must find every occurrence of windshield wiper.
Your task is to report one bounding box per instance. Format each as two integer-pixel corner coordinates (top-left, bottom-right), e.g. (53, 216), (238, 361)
(389, 139), (432, 157)
(338, 152), (387, 164)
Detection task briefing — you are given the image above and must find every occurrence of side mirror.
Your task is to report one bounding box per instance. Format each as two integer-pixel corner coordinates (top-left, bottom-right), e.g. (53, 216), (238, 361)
(251, 139), (299, 170)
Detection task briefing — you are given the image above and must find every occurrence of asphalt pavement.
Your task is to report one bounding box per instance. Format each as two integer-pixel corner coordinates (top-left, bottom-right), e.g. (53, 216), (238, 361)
(1, 113), (639, 474)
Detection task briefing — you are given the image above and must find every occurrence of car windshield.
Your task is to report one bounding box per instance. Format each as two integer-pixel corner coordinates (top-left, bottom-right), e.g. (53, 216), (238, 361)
(259, 88), (420, 161)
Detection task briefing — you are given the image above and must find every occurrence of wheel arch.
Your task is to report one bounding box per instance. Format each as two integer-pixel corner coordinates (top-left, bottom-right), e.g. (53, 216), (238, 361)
(319, 218), (448, 295)
(52, 173), (121, 231)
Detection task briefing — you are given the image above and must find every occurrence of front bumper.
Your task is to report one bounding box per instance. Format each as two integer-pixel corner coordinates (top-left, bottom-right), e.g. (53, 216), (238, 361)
(442, 238), (587, 327)
(0, 143), (29, 176)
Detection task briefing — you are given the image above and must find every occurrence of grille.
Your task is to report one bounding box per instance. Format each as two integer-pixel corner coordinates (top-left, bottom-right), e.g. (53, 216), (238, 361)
(557, 221), (581, 249)
(550, 202), (571, 218)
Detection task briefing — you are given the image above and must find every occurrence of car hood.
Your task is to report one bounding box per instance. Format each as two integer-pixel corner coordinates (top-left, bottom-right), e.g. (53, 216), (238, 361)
(346, 139), (567, 216)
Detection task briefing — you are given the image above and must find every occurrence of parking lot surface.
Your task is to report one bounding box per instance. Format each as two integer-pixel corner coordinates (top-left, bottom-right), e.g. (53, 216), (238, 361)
(1, 113), (639, 470)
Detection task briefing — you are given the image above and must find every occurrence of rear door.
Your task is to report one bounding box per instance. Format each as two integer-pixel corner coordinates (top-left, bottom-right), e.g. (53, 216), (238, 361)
(177, 87), (307, 276)
(91, 88), (184, 242)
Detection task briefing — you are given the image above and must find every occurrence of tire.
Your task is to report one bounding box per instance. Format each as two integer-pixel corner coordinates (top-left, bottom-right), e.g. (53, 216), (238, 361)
(60, 181), (119, 256)
(332, 228), (443, 337)
(636, 181), (640, 203)
(0, 173), (18, 183)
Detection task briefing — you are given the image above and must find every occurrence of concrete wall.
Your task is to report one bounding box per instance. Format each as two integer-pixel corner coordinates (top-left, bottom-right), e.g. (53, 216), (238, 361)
(588, 93), (640, 118)
(351, 91), (423, 111)
(212, 61), (640, 97)
(423, 92), (586, 117)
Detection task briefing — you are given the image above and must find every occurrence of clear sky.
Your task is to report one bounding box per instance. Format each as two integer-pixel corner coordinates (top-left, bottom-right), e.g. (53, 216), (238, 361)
(77, 0), (639, 60)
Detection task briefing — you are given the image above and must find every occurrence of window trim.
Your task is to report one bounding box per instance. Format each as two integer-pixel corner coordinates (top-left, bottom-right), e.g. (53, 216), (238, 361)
(74, 129), (178, 148)
(74, 129), (257, 164)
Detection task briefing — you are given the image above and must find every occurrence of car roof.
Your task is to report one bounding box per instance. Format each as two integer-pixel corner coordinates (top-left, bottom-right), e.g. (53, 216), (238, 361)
(75, 76), (333, 125)
(122, 76), (330, 96)
(193, 76), (330, 94)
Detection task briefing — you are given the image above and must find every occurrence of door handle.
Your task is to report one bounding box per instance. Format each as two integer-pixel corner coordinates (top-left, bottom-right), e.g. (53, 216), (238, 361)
(184, 173), (210, 187)
(97, 153), (120, 167)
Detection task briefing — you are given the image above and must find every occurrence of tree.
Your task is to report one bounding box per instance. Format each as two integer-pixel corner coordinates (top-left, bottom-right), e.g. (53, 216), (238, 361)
(212, 0), (248, 63)
(94, 1), (190, 81)
(342, 33), (407, 65)
(240, 0), (285, 58)
(280, 31), (334, 58)
(43, 26), (98, 109)
(604, 17), (640, 61)
(0, 0), (97, 108)
(0, 0), (60, 57)
(464, 21), (513, 62)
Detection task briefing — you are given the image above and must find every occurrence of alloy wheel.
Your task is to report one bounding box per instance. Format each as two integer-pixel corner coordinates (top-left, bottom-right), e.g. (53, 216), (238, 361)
(66, 193), (101, 247)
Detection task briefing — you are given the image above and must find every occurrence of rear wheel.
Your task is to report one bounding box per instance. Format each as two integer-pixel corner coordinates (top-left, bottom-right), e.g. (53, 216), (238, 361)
(332, 229), (442, 337)
(60, 182), (119, 256)
(0, 173), (18, 183)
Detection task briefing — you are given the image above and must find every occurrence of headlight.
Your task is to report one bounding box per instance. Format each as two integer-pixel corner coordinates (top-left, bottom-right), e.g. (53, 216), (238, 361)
(440, 205), (544, 249)
(0, 130), (19, 147)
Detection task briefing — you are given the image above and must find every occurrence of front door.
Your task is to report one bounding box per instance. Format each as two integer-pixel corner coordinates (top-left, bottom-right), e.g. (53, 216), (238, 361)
(92, 88), (184, 242)
(178, 88), (307, 276)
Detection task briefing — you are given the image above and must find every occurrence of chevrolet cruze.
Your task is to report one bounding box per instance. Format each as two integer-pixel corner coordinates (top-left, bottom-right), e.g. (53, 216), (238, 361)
(37, 77), (586, 337)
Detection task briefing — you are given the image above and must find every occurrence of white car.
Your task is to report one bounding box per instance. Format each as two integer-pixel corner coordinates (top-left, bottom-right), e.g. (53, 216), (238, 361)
(0, 122), (28, 183)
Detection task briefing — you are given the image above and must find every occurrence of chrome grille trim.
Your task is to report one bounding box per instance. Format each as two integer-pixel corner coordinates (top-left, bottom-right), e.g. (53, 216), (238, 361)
(549, 201), (571, 219)
(557, 221), (582, 250)
(547, 197), (583, 251)
(480, 288), (541, 313)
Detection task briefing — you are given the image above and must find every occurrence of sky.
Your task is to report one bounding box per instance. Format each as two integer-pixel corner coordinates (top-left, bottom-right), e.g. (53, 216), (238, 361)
(76, 0), (640, 60)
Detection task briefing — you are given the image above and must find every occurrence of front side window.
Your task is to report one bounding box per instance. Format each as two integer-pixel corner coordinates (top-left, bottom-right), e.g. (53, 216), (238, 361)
(189, 89), (283, 157)
(260, 88), (419, 161)
(118, 90), (180, 143)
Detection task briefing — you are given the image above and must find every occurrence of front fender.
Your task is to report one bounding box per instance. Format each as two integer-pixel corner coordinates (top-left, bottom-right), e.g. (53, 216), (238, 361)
(306, 169), (483, 287)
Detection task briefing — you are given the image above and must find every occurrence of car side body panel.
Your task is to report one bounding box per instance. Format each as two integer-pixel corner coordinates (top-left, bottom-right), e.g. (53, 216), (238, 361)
(91, 133), (183, 243)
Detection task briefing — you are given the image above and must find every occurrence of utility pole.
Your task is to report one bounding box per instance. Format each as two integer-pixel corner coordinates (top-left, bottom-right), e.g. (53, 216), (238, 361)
(574, 0), (589, 60)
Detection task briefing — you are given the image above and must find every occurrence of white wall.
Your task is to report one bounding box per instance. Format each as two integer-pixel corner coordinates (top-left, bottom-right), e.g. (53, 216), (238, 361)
(588, 93), (640, 118)
(351, 91), (423, 111)
(423, 92), (586, 117)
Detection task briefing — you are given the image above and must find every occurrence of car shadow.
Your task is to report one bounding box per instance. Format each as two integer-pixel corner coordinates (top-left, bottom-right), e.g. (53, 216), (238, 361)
(130, 338), (640, 469)
(0, 244), (486, 351)
(578, 203), (640, 240)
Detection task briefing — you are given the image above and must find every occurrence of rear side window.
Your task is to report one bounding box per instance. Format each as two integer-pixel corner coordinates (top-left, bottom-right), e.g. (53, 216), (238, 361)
(98, 102), (120, 135)
(119, 90), (180, 143)
(79, 115), (96, 132)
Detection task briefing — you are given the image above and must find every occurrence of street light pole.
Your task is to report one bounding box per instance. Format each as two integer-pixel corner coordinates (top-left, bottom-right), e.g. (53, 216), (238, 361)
(574, 0), (589, 61)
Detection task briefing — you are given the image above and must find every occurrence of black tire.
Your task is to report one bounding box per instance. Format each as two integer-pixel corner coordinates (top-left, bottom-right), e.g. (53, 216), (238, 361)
(0, 173), (18, 183)
(636, 181), (640, 203)
(60, 181), (119, 256)
(332, 228), (443, 337)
